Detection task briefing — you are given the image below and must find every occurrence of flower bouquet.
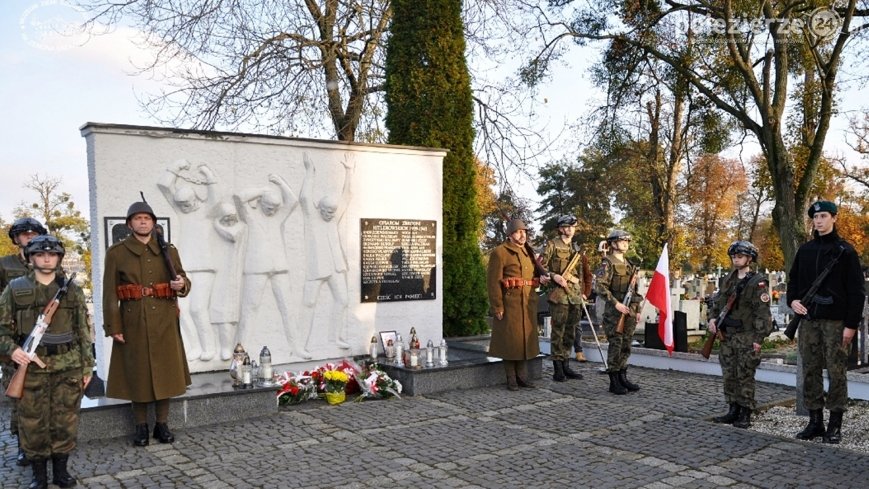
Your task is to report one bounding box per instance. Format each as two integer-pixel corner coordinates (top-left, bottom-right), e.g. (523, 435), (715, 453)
(356, 364), (402, 401)
(276, 371), (318, 406)
(314, 360), (361, 394)
(322, 369), (350, 405)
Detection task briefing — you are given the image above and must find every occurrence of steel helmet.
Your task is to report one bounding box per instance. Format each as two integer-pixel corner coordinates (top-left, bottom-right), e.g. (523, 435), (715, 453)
(506, 218), (528, 235)
(8, 217), (48, 243)
(557, 215), (577, 227)
(727, 240), (758, 260)
(606, 229), (631, 242)
(24, 235), (65, 262)
(126, 200), (157, 223)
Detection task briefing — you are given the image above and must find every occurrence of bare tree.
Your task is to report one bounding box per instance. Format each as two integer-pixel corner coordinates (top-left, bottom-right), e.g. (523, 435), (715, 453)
(77, 0), (555, 177)
(522, 0), (869, 268)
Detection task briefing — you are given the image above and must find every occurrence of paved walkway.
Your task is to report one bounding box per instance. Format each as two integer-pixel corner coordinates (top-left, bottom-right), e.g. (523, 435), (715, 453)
(2, 361), (866, 488)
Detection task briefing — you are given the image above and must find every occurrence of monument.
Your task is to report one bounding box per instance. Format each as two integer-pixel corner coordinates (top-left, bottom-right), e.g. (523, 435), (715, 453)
(83, 123), (446, 376)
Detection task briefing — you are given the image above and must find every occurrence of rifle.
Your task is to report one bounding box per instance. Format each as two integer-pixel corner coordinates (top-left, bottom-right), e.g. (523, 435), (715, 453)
(5, 273), (77, 399)
(783, 245), (846, 340)
(524, 242), (548, 278)
(615, 268), (640, 333)
(558, 245), (584, 283)
(141, 191), (179, 280)
(701, 293), (736, 359)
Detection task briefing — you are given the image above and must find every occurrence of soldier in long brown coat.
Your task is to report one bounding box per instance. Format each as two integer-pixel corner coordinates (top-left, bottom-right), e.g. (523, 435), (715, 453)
(487, 219), (549, 391)
(103, 199), (191, 447)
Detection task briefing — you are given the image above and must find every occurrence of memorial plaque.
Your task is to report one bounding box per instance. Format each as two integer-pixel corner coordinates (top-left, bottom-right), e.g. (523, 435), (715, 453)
(360, 219), (437, 302)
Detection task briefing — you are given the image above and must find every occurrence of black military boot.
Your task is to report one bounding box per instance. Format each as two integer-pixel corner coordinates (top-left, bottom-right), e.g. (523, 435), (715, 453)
(17, 436), (30, 466)
(562, 360), (583, 380)
(618, 368), (639, 392)
(795, 409), (825, 440)
(133, 423), (150, 447)
(733, 406), (752, 429)
(712, 403), (740, 424)
(823, 410), (843, 444)
(515, 361), (535, 388)
(153, 422), (175, 444)
(552, 360), (566, 382)
(51, 453), (77, 488)
(608, 371), (627, 395)
(28, 458), (48, 489)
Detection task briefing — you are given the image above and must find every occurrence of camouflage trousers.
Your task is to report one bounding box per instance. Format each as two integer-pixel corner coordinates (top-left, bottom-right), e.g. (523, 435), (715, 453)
(1, 361), (19, 435)
(549, 303), (578, 361)
(603, 307), (638, 372)
(798, 318), (849, 412)
(19, 367), (84, 458)
(719, 331), (762, 410)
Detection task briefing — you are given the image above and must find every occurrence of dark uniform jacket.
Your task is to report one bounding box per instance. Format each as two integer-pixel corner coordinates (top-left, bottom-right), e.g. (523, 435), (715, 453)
(0, 273), (94, 377)
(711, 270), (773, 344)
(103, 235), (191, 402)
(786, 230), (865, 329)
(486, 241), (540, 360)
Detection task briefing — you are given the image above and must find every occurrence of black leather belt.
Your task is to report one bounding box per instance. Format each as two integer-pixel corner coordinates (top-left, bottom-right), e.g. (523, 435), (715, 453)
(36, 343), (73, 357)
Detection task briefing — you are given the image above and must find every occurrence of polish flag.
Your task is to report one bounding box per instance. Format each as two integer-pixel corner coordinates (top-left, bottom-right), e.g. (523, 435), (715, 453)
(646, 244), (673, 355)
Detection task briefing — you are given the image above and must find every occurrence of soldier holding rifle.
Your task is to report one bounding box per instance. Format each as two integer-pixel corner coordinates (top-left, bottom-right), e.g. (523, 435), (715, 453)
(0, 236), (94, 489)
(595, 229), (642, 395)
(1, 217), (48, 467)
(787, 201), (864, 444)
(540, 215), (587, 382)
(103, 198), (191, 447)
(707, 241), (772, 429)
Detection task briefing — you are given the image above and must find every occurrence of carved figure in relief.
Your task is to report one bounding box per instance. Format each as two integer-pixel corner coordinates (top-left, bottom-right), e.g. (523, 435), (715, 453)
(157, 160), (218, 361)
(210, 201), (247, 360)
(234, 174), (299, 355)
(299, 152), (355, 358)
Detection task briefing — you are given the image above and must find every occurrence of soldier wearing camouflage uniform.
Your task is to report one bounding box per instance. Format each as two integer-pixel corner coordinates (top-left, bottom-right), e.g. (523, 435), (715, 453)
(1, 217), (48, 467)
(595, 230), (643, 395)
(0, 235), (94, 489)
(540, 215), (586, 382)
(788, 201), (865, 444)
(708, 241), (773, 429)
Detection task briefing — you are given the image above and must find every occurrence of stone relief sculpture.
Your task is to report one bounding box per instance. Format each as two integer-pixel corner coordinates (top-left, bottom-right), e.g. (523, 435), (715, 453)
(210, 200), (247, 360)
(233, 174), (300, 356)
(157, 160), (218, 361)
(299, 152), (355, 357)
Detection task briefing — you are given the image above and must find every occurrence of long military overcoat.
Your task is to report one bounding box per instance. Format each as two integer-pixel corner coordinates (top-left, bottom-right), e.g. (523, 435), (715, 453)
(486, 241), (540, 360)
(103, 235), (191, 402)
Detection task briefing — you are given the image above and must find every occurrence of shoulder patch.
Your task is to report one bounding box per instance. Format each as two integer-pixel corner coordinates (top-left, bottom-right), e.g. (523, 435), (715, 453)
(760, 292), (770, 303)
(595, 260), (610, 278)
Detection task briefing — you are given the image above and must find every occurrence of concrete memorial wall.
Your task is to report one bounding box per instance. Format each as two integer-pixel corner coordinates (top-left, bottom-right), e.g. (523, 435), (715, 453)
(82, 123), (446, 375)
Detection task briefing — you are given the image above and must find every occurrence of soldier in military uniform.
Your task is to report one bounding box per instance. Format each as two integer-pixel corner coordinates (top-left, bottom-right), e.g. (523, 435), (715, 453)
(708, 241), (773, 429)
(103, 199), (191, 447)
(595, 230), (643, 395)
(540, 215), (586, 382)
(1, 217), (48, 467)
(788, 201), (865, 444)
(487, 219), (550, 391)
(0, 235), (94, 489)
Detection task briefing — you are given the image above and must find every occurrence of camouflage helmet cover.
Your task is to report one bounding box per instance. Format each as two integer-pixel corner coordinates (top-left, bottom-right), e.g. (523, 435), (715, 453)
(727, 240), (758, 260)
(8, 217), (48, 243)
(24, 235), (65, 262)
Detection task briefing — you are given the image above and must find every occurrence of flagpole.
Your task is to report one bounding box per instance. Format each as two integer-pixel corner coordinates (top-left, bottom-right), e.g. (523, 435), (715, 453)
(580, 299), (608, 373)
